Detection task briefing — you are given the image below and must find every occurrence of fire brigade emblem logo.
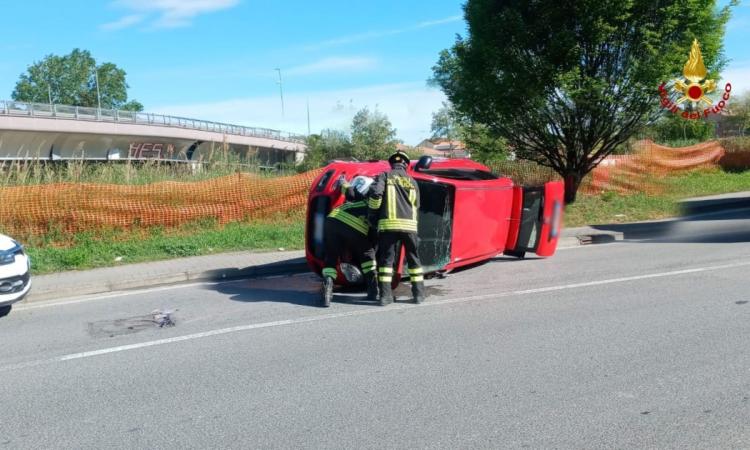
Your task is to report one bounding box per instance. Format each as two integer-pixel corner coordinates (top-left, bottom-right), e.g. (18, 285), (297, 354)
(673, 39), (717, 105)
(658, 39), (732, 120)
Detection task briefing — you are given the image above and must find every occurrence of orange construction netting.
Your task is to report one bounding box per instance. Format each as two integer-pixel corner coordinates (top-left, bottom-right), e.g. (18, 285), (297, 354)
(488, 140), (727, 194)
(0, 169), (323, 237)
(0, 140), (732, 238)
(582, 140), (726, 194)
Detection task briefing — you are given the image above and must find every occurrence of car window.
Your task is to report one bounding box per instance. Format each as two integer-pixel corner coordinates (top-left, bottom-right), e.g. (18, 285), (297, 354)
(418, 169), (498, 181)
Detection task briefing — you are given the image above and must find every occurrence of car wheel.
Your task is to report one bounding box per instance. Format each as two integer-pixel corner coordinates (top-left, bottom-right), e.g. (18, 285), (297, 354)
(505, 250), (526, 259)
(0, 305), (11, 318)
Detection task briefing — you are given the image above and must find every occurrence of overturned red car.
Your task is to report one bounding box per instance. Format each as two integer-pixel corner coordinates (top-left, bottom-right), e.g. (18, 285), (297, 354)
(305, 156), (564, 286)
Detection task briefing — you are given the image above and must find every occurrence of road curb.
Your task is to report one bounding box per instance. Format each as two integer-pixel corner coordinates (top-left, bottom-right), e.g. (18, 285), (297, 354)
(681, 195), (750, 217)
(23, 258), (310, 304)
(561, 227), (624, 246)
(576, 232), (624, 245)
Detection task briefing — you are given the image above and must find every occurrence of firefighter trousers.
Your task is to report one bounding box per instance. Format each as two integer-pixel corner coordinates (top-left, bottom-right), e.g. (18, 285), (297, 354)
(376, 231), (425, 302)
(323, 217), (377, 282)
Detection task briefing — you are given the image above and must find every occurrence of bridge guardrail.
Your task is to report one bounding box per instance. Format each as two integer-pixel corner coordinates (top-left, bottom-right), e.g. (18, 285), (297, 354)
(0, 100), (305, 144)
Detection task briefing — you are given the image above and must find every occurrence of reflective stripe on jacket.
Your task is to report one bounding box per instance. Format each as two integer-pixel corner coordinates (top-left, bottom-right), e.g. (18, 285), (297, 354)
(367, 166), (420, 232)
(328, 201), (370, 235)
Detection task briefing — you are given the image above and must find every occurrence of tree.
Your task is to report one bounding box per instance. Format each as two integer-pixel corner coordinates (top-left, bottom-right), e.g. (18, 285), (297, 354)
(721, 92), (750, 137)
(430, 102), (462, 141)
(648, 114), (716, 143)
(298, 109), (400, 171)
(430, 102), (509, 162)
(12, 48), (143, 111)
(460, 121), (510, 164)
(299, 129), (354, 171)
(432, 0), (733, 203)
(350, 107), (399, 161)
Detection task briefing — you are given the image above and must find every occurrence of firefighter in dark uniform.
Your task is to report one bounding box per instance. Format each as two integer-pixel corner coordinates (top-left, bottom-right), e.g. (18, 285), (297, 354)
(321, 176), (378, 307)
(367, 151), (425, 306)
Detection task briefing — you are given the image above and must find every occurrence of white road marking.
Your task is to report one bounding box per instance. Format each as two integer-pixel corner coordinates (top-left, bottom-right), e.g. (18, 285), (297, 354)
(3, 258), (750, 373)
(426, 259), (750, 305)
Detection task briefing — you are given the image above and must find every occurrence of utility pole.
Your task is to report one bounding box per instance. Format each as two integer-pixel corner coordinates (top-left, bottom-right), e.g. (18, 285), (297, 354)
(306, 98), (311, 135)
(274, 68), (285, 119)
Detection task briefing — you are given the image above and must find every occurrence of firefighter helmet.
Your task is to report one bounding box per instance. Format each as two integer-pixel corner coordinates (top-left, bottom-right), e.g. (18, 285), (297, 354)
(387, 151), (410, 167)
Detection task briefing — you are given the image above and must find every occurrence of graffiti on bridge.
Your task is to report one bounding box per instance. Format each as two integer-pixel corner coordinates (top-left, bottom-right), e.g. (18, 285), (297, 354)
(128, 143), (177, 159)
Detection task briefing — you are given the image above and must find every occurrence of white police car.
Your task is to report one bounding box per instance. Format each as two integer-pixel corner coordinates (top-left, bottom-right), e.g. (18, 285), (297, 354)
(0, 234), (31, 317)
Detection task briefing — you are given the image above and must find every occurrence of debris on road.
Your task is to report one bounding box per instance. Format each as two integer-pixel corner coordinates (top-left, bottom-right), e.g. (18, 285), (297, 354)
(151, 309), (176, 327)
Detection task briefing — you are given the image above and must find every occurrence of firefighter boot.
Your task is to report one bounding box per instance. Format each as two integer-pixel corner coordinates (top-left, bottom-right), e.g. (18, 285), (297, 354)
(379, 282), (393, 306)
(411, 281), (426, 304)
(322, 276), (334, 307)
(365, 272), (379, 301)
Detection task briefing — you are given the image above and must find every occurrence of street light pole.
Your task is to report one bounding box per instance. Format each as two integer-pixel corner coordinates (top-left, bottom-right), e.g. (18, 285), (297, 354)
(274, 68), (285, 119)
(44, 61), (52, 106)
(94, 67), (102, 114)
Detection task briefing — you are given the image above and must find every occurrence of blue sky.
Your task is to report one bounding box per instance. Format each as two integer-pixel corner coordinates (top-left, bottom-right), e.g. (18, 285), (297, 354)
(1, 0), (748, 144)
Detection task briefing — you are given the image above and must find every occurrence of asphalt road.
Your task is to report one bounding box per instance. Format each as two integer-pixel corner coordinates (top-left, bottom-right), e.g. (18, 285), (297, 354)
(2, 212), (750, 449)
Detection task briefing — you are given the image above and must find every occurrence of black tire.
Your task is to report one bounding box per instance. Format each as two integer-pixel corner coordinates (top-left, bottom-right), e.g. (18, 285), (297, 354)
(504, 250), (526, 259)
(0, 305), (12, 318)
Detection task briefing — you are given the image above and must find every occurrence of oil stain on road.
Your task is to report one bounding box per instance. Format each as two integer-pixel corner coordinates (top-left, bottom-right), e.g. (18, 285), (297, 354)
(87, 310), (176, 338)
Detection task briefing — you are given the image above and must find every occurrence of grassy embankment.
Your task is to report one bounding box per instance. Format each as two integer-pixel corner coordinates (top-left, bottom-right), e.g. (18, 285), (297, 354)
(24, 218), (304, 274)
(565, 168), (750, 227)
(565, 137), (750, 226)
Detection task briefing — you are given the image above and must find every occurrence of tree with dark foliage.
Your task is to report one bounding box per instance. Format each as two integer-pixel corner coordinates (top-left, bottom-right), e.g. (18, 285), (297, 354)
(13, 49), (143, 111)
(433, 0), (733, 202)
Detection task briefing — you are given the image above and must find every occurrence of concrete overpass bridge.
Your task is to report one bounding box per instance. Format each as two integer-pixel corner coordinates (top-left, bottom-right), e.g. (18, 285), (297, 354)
(0, 100), (306, 166)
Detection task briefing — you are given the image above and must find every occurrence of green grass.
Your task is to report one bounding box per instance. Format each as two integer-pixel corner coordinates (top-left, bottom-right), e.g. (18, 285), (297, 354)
(25, 219), (304, 274)
(565, 168), (750, 227)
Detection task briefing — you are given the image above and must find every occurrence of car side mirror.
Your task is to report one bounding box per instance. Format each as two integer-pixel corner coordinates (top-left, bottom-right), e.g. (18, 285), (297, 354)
(415, 155), (433, 172)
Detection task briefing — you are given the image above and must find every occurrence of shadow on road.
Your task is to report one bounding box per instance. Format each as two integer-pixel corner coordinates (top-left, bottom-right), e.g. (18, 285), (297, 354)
(446, 255), (539, 275)
(207, 273), (448, 307)
(207, 273), (388, 307)
(198, 257), (309, 282)
(209, 274), (322, 307)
